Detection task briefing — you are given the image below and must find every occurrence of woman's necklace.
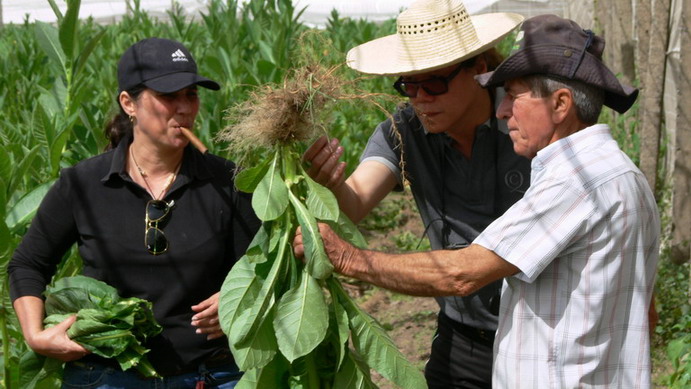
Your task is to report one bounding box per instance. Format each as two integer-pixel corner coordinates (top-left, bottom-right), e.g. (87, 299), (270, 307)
(130, 147), (180, 200)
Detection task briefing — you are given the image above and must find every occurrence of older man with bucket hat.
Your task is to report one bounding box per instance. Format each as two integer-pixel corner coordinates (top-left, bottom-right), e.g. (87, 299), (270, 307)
(298, 12), (660, 388)
(303, 0), (527, 387)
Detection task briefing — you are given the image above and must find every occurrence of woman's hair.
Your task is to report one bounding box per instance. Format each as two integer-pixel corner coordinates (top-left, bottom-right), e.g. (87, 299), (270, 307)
(103, 85), (146, 150)
(522, 75), (605, 124)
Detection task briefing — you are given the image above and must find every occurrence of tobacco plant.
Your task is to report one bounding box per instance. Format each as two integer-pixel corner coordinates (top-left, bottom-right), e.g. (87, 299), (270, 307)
(217, 68), (426, 388)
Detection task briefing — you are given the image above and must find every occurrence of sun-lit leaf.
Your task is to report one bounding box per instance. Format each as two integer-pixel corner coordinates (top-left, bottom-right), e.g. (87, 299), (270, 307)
(252, 153), (289, 221)
(219, 255), (263, 337)
(230, 232), (289, 348)
(333, 351), (378, 389)
(334, 280), (427, 389)
(235, 158), (271, 193)
(274, 269), (329, 362)
(59, 0), (82, 61)
(5, 180), (56, 233)
(231, 306), (278, 370)
(326, 212), (368, 249)
(289, 190), (333, 280)
(303, 173), (339, 222)
(328, 279), (350, 370)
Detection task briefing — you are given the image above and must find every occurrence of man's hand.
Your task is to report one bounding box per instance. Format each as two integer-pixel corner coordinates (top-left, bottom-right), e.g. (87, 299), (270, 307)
(27, 315), (90, 361)
(293, 223), (360, 275)
(302, 136), (347, 189)
(191, 292), (224, 340)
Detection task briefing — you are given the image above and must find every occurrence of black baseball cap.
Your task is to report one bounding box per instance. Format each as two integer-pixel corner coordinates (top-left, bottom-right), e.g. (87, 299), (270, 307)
(475, 14), (638, 113)
(117, 37), (220, 93)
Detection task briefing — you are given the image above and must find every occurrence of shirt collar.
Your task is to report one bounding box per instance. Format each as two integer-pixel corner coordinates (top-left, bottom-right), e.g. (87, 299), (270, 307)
(532, 123), (612, 170)
(101, 134), (214, 184)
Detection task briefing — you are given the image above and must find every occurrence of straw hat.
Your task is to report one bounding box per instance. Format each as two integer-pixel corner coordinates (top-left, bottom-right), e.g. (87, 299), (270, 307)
(346, 0), (524, 76)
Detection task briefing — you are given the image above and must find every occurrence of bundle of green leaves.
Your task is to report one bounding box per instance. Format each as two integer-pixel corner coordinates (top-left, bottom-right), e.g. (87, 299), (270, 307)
(19, 275), (162, 388)
(218, 66), (426, 388)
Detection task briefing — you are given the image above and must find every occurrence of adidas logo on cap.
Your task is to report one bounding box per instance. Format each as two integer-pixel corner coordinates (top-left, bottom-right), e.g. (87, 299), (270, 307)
(171, 49), (188, 62)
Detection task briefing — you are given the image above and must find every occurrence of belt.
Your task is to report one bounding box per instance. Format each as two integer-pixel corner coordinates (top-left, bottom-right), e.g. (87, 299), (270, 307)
(456, 321), (495, 344)
(439, 311), (496, 345)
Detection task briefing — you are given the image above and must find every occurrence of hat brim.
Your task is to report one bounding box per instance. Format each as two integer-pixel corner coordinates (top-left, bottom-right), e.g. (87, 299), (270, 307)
(475, 46), (638, 113)
(143, 72), (220, 93)
(346, 13), (524, 76)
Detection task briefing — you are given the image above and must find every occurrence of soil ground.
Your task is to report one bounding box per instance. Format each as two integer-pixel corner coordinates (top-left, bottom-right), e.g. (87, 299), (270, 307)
(352, 190), (672, 389)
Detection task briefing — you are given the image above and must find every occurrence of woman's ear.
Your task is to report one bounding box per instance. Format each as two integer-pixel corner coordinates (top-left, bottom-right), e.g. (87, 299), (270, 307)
(119, 91), (136, 117)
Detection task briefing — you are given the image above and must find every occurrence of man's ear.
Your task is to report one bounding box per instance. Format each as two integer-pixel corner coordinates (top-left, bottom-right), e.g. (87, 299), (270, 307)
(473, 55), (489, 74)
(119, 91), (136, 116)
(551, 88), (572, 124)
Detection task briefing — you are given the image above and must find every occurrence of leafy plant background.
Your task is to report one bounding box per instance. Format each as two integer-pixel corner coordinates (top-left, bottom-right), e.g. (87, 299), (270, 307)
(0, 0), (686, 388)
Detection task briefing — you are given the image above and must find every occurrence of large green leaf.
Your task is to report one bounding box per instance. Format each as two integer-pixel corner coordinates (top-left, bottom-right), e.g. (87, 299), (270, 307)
(0, 145), (11, 186)
(230, 234), (288, 348)
(219, 255), (263, 337)
(328, 278), (350, 370)
(335, 282), (427, 389)
(303, 173), (339, 222)
(231, 306), (278, 371)
(0, 218), (10, 260)
(236, 354), (289, 389)
(8, 145), (41, 196)
(289, 190), (333, 280)
(333, 351), (377, 389)
(235, 158), (271, 193)
(34, 21), (67, 76)
(74, 28), (106, 78)
(252, 153), (289, 221)
(245, 224), (271, 264)
(274, 269), (328, 362)
(326, 212), (368, 249)
(5, 180), (56, 233)
(18, 351), (62, 389)
(59, 0), (82, 61)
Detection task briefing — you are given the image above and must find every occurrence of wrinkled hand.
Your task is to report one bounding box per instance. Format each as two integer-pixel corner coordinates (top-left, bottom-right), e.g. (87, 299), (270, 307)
(302, 136), (347, 189)
(191, 292), (224, 340)
(293, 223), (359, 275)
(28, 315), (90, 362)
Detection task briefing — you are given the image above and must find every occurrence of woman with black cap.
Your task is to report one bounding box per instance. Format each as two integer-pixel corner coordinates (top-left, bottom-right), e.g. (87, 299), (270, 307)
(9, 37), (260, 388)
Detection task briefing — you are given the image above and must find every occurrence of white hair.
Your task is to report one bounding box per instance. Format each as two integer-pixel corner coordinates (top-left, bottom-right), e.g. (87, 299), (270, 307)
(522, 75), (605, 124)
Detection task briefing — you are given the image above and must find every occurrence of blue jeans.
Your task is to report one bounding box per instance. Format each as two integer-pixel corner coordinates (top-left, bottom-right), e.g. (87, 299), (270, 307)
(61, 360), (242, 389)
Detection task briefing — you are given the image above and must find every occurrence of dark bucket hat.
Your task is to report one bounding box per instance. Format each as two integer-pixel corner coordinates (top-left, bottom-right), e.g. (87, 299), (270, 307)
(118, 37), (220, 94)
(475, 14), (638, 113)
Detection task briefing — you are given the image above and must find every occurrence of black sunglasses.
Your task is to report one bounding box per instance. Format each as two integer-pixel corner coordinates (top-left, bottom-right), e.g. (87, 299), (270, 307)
(393, 62), (469, 98)
(145, 199), (174, 255)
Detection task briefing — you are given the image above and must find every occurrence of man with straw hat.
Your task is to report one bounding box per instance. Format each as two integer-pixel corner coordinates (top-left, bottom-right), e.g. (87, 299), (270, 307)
(303, 0), (527, 387)
(298, 13), (660, 387)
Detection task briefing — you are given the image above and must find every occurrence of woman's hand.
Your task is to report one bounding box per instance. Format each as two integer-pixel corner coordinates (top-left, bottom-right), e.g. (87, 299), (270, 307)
(303, 136), (347, 189)
(27, 315), (90, 362)
(191, 292), (224, 340)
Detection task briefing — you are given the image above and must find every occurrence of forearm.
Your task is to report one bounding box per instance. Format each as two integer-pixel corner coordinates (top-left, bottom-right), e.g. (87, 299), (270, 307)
(331, 181), (371, 224)
(13, 296), (46, 345)
(335, 244), (515, 297)
(338, 161), (398, 224)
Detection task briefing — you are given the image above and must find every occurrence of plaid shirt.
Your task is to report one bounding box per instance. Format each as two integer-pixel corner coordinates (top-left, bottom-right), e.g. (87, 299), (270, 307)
(475, 124), (660, 388)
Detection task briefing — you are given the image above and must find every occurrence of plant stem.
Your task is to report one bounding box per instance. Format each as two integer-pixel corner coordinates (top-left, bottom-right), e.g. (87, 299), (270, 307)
(304, 352), (320, 388)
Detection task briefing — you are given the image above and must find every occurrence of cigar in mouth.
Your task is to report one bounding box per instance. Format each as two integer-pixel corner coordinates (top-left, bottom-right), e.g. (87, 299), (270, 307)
(180, 127), (208, 154)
